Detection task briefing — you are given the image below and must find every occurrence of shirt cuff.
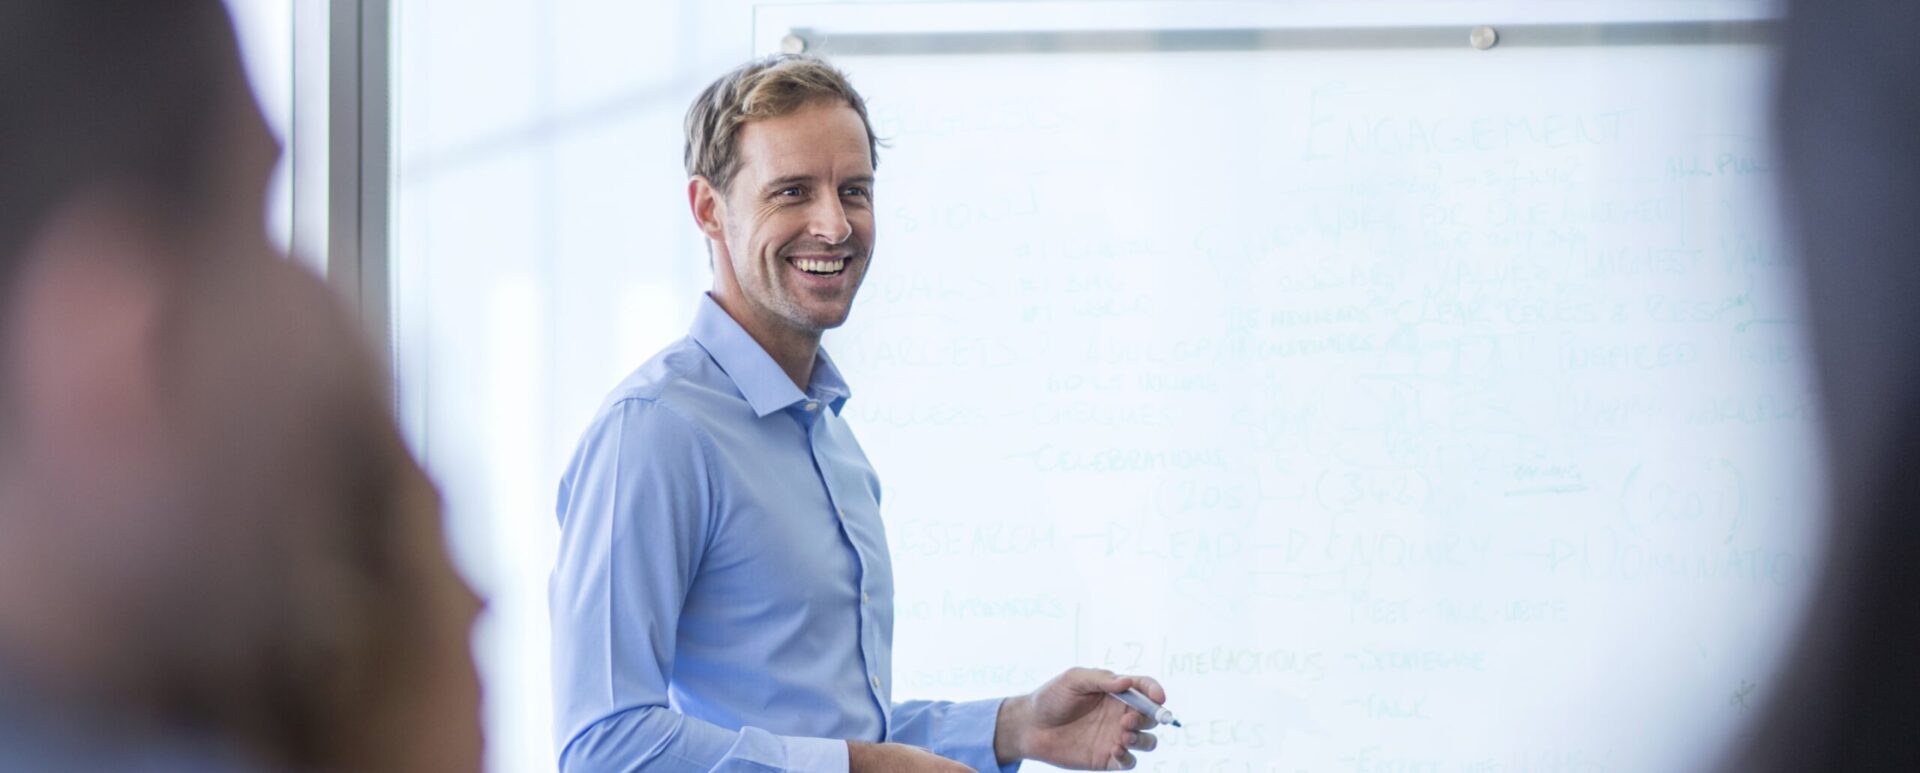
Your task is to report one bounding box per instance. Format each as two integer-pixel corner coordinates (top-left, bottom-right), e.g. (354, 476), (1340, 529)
(934, 697), (1022, 773)
(782, 734), (851, 773)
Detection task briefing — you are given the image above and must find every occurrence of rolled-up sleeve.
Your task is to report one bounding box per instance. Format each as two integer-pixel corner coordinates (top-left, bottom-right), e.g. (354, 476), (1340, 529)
(551, 398), (850, 772)
(890, 699), (1020, 773)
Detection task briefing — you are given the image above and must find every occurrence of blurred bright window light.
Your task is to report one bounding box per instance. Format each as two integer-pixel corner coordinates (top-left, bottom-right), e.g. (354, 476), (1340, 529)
(222, 0), (294, 253)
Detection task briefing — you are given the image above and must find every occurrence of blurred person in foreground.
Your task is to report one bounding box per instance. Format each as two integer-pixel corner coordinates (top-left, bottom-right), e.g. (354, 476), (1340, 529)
(0, 2), (482, 770)
(1727, 1), (1920, 770)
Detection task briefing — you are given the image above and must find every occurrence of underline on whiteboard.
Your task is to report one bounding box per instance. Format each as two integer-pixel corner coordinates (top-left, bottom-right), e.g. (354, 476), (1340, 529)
(1251, 588), (1347, 602)
(1735, 318), (1803, 331)
(1249, 569), (1345, 578)
(1503, 484), (1591, 497)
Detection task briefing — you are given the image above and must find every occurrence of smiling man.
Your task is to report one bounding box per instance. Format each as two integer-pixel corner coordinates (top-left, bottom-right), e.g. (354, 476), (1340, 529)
(550, 55), (1167, 773)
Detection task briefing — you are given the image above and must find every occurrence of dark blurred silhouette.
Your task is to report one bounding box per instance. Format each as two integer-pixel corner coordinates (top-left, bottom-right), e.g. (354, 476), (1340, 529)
(0, 2), (482, 771)
(1729, 2), (1920, 770)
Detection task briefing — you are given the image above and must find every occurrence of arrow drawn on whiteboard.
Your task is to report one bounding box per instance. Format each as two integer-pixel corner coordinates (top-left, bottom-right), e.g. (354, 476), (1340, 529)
(1722, 459), (1746, 544)
(1619, 462), (1645, 541)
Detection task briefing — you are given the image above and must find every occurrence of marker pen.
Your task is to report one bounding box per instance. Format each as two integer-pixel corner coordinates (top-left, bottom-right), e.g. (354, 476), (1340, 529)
(1111, 687), (1182, 727)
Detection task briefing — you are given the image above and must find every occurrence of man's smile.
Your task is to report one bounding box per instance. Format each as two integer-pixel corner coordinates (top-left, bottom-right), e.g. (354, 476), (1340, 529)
(788, 253), (851, 276)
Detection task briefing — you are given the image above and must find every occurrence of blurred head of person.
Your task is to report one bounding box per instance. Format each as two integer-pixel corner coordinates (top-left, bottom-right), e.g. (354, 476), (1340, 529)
(0, 2), (481, 771)
(1732, 2), (1920, 770)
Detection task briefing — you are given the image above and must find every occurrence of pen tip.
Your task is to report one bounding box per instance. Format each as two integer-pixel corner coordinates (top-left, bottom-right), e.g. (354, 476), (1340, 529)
(1170, 720), (1182, 728)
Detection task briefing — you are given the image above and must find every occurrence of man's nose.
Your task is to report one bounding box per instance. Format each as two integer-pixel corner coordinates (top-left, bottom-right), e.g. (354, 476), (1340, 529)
(808, 195), (852, 245)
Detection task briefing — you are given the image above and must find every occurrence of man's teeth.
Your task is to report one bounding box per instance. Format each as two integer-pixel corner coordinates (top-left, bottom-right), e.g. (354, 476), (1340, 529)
(795, 257), (846, 274)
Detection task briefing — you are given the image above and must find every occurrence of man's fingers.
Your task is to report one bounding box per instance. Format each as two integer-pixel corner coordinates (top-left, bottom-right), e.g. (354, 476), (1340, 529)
(1126, 731), (1158, 752)
(1073, 667), (1116, 687)
(1068, 666), (1131, 694)
(1128, 675), (1167, 704)
(1107, 750), (1138, 771)
(1116, 702), (1158, 730)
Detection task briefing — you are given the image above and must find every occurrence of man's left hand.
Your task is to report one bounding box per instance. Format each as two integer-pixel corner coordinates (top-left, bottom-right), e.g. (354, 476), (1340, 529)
(994, 667), (1167, 770)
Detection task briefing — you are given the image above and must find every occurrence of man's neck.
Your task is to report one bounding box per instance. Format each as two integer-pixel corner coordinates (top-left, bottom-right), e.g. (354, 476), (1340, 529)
(710, 292), (819, 391)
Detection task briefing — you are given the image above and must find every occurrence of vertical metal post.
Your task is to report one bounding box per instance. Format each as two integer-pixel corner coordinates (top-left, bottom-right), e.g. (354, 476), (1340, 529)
(323, 0), (393, 356)
(289, 0), (329, 277)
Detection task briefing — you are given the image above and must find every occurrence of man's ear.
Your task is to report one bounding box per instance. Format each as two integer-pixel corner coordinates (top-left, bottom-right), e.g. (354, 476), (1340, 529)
(688, 176), (728, 242)
(6, 196), (170, 469)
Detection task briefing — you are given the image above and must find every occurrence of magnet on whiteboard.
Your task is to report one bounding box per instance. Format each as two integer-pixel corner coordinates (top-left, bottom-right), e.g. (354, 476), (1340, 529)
(1470, 25), (1499, 50)
(782, 33), (808, 54)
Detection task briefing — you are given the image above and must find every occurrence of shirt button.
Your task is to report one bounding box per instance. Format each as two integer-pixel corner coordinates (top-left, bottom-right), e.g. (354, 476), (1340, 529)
(803, 401), (820, 412)
(862, 591), (872, 604)
(870, 675), (882, 691)
(836, 507), (845, 520)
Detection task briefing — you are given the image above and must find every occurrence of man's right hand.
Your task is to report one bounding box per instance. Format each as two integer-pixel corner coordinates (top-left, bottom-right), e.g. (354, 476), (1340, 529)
(847, 741), (972, 773)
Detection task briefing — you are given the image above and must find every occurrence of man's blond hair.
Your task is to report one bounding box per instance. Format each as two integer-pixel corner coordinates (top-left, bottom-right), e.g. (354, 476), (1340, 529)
(683, 54), (879, 194)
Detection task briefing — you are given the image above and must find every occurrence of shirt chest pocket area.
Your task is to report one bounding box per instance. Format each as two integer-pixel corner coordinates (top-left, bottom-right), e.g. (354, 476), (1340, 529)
(703, 485), (874, 617)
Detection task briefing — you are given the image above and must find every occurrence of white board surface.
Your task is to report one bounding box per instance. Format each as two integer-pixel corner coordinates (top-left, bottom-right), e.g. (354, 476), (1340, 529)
(760, 3), (1821, 771)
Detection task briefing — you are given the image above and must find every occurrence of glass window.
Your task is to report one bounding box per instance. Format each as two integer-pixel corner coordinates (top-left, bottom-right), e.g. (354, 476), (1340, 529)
(393, 3), (710, 770)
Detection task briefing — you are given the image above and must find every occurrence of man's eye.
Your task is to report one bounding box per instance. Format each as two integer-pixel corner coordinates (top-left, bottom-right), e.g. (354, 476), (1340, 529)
(841, 186), (870, 198)
(776, 187), (804, 198)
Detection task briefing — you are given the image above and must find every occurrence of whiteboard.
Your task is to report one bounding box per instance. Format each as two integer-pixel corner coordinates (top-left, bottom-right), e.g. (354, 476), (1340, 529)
(759, 3), (1820, 771)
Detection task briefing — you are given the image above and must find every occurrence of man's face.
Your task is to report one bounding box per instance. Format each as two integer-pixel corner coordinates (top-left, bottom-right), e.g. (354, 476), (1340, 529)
(708, 100), (876, 336)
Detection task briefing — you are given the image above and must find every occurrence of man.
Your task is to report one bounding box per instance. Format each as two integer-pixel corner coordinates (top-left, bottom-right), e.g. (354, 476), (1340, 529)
(552, 55), (1167, 772)
(0, 2), (482, 770)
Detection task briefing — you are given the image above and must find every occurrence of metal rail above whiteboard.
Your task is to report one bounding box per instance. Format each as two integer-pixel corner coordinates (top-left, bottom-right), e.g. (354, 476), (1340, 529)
(780, 19), (1775, 57)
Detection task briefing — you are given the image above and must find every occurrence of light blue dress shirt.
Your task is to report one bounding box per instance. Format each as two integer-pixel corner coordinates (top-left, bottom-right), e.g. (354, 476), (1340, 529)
(551, 294), (1013, 773)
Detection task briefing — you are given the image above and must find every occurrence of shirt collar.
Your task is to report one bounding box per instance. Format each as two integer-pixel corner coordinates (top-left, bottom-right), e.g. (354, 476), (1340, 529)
(690, 293), (852, 418)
